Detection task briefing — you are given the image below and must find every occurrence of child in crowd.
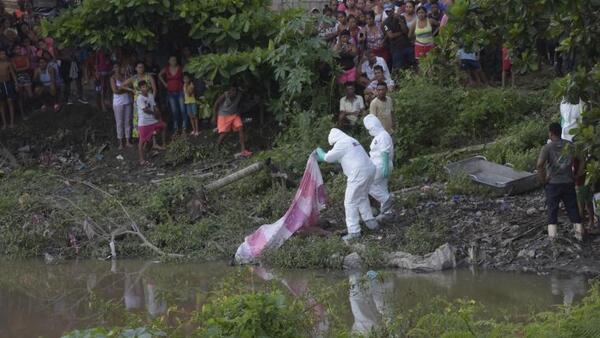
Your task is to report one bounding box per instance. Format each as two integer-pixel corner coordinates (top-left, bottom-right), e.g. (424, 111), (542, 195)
(458, 47), (486, 86)
(33, 57), (58, 112)
(212, 86), (252, 157)
(183, 72), (200, 136)
(136, 80), (166, 166)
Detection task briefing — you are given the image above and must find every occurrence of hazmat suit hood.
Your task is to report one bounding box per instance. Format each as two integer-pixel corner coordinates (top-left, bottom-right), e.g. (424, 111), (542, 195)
(363, 114), (385, 137)
(328, 128), (347, 146)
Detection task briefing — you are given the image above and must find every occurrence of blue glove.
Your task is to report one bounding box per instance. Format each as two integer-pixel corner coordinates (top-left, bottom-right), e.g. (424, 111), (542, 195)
(381, 152), (390, 179)
(315, 147), (326, 162)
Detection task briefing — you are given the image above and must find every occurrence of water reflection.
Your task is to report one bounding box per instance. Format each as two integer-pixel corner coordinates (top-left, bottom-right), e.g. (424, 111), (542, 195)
(349, 272), (393, 334)
(0, 260), (590, 338)
(551, 274), (587, 306)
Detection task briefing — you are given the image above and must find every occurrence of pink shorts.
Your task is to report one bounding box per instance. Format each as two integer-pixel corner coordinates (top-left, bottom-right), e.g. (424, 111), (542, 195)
(337, 67), (356, 84)
(138, 121), (166, 144)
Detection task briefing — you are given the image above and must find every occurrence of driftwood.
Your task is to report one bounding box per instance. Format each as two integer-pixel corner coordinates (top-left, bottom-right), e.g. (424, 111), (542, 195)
(55, 177), (183, 259)
(204, 160), (268, 192)
(409, 142), (496, 163)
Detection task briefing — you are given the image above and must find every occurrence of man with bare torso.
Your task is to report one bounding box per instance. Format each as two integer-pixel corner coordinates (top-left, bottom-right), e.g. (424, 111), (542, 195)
(0, 49), (17, 129)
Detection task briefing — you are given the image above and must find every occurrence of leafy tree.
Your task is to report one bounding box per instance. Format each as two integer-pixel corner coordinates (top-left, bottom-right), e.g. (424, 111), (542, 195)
(447, 0), (600, 184)
(44, 0), (337, 121)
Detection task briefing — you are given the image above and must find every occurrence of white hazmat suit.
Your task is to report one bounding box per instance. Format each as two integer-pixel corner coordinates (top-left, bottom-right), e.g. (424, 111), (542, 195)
(364, 114), (394, 215)
(323, 128), (377, 235)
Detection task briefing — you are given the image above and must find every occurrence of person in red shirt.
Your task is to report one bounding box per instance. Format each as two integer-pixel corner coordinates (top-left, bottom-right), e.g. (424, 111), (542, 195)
(159, 55), (187, 133)
(502, 46), (514, 88)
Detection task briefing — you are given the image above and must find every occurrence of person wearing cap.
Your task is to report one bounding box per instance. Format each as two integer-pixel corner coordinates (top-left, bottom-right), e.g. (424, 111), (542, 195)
(383, 2), (413, 70)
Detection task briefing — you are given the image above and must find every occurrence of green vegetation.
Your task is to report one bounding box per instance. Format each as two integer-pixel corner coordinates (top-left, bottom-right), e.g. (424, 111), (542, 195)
(45, 0), (336, 123)
(400, 219), (450, 257)
(60, 277), (600, 338)
(392, 74), (547, 161)
(262, 236), (349, 269)
(484, 119), (549, 172)
(196, 291), (311, 338)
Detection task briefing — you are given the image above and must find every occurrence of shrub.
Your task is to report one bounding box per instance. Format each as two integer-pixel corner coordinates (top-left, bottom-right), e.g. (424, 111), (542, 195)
(443, 88), (543, 148)
(392, 75), (463, 160)
(390, 76), (545, 161)
(164, 134), (196, 166)
(195, 291), (312, 338)
(143, 176), (198, 224)
(259, 109), (334, 175)
(485, 118), (547, 171)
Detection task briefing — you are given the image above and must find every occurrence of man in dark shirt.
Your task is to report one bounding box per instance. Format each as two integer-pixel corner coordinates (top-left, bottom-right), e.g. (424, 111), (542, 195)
(536, 122), (583, 241)
(382, 3), (413, 71)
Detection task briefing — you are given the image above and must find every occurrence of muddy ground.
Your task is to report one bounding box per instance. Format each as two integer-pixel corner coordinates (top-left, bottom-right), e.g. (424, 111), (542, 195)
(1, 102), (598, 276)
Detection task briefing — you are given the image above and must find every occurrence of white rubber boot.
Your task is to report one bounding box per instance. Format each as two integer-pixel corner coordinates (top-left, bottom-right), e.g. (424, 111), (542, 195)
(548, 224), (557, 240)
(573, 223), (583, 241)
(365, 219), (379, 230)
(342, 232), (361, 244)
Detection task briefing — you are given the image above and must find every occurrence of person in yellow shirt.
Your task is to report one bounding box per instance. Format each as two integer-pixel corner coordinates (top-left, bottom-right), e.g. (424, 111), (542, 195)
(183, 73), (200, 136)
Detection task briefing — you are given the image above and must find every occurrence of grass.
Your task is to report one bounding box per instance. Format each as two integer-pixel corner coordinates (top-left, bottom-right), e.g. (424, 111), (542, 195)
(261, 236), (350, 269)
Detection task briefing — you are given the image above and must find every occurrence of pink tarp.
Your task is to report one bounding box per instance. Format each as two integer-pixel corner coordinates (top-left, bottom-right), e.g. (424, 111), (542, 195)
(234, 153), (327, 264)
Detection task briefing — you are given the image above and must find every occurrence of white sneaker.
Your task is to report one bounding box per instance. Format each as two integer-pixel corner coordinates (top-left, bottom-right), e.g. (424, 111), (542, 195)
(342, 232), (361, 243)
(573, 223), (583, 241)
(548, 224), (557, 240)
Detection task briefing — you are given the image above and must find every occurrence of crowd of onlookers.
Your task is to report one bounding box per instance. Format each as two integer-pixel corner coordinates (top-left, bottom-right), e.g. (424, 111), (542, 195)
(0, 0), (254, 164)
(314, 0), (515, 130)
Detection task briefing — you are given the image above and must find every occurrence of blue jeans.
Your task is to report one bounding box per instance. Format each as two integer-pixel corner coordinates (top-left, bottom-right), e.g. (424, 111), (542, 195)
(391, 46), (415, 71)
(168, 91), (188, 131)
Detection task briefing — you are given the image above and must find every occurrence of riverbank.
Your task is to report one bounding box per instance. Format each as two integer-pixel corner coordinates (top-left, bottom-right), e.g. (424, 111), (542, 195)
(1, 70), (597, 276)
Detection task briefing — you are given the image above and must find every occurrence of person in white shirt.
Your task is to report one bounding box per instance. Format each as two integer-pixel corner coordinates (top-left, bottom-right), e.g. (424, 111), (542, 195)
(359, 50), (392, 87)
(339, 82), (365, 125)
(136, 80), (166, 166)
(364, 65), (395, 102)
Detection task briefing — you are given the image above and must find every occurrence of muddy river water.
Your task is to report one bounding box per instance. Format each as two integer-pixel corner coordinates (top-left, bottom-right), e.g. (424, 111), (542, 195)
(0, 260), (590, 337)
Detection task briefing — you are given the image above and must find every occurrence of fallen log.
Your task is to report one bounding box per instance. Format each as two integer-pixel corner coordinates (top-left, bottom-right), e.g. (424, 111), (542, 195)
(204, 160), (269, 192)
(408, 142), (495, 163)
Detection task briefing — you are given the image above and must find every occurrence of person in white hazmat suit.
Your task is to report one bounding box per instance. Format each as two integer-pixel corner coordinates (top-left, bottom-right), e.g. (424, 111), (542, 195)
(316, 128), (378, 242)
(363, 114), (394, 219)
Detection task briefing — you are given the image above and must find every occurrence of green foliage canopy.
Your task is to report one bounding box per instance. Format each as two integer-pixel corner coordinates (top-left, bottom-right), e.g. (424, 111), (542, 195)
(44, 0), (337, 120)
(448, 0), (600, 184)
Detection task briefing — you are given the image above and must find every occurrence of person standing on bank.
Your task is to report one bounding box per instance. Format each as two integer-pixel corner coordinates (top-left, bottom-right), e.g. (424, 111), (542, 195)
(363, 114), (394, 220)
(315, 128), (379, 243)
(536, 122), (583, 241)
